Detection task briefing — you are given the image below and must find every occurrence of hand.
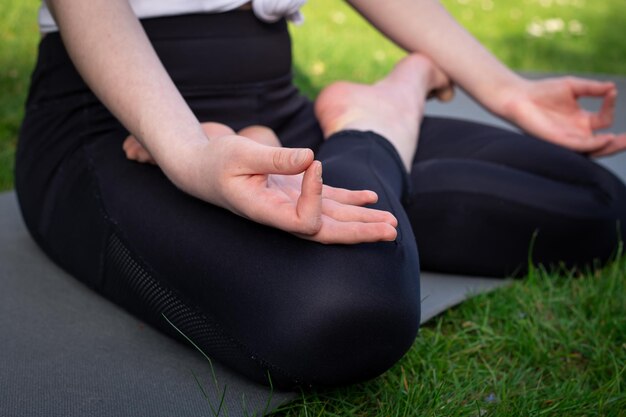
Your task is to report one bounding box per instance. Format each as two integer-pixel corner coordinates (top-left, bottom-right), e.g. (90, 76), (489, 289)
(503, 77), (626, 156)
(171, 135), (398, 244)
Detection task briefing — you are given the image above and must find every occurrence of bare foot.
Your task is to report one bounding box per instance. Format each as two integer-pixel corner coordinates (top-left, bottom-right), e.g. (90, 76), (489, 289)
(314, 54), (452, 171)
(237, 125), (281, 147)
(123, 134), (158, 165)
(123, 122), (281, 165)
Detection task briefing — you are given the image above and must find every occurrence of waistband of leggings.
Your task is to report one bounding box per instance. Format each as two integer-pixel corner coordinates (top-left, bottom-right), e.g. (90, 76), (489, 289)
(30, 11), (293, 107)
(140, 10), (288, 40)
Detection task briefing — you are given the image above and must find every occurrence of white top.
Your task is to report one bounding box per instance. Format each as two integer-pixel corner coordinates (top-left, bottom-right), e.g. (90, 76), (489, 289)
(38, 0), (307, 33)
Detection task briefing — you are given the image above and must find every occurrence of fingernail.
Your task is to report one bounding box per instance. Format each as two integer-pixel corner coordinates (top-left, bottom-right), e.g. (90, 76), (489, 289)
(291, 149), (308, 166)
(316, 161), (323, 178)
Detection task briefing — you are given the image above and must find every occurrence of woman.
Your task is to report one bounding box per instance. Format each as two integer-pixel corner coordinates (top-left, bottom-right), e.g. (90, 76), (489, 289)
(16, 0), (626, 389)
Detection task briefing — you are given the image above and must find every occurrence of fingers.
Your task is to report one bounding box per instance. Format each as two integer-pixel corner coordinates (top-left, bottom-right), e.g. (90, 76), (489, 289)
(322, 199), (398, 227)
(590, 133), (626, 157)
(567, 77), (615, 98)
(566, 134), (612, 154)
(322, 186), (378, 206)
(298, 165), (399, 242)
(298, 220), (398, 244)
(295, 161), (323, 234)
(589, 88), (617, 130)
(238, 141), (314, 175)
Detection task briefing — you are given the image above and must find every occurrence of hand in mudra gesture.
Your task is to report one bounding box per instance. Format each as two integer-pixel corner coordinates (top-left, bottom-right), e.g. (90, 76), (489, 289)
(504, 77), (626, 156)
(124, 123), (398, 244)
(210, 136), (398, 244)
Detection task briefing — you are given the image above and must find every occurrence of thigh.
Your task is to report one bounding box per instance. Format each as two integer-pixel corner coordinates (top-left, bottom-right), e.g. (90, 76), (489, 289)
(37, 126), (419, 388)
(408, 117), (626, 276)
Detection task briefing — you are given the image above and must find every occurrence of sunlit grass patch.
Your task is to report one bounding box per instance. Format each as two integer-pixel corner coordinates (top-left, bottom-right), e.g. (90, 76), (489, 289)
(276, 255), (626, 416)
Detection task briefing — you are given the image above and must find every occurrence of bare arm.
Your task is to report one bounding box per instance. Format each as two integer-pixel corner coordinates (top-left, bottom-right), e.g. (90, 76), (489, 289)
(47, 0), (206, 181)
(348, 0), (626, 154)
(347, 0), (524, 115)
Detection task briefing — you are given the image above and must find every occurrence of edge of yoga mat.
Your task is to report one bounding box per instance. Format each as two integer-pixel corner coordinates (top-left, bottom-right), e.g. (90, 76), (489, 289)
(2, 72), (625, 417)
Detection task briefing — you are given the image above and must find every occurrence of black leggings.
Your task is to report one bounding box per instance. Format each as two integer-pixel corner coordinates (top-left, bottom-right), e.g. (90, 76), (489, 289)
(15, 12), (626, 388)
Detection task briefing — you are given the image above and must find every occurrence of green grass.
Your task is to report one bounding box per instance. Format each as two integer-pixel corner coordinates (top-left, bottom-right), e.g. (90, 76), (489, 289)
(275, 254), (626, 416)
(290, 0), (626, 97)
(1, 1), (625, 416)
(0, 1), (39, 190)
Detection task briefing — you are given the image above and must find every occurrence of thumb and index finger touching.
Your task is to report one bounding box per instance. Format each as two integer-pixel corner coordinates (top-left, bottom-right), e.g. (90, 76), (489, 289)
(564, 77), (625, 153)
(567, 77), (618, 130)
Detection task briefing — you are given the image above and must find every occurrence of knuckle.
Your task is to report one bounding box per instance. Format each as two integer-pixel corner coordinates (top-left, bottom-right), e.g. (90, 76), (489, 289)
(272, 150), (288, 171)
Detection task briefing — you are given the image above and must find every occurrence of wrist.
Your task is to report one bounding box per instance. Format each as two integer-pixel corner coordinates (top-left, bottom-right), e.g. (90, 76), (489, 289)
(485, 74), (532, 119)
(159, 133), (219, 200)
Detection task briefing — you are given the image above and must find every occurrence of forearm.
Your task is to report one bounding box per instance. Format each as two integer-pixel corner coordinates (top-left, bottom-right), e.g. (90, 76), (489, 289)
(47, 0), (207, 184)
(347, 0), (528, 115)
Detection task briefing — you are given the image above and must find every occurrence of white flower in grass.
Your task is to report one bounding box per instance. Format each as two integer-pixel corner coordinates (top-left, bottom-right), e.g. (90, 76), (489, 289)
(481, 0), (494, 11)
(568, 19), (584, 35)
(544, 18), (565, 33)
(373, 50), (386, 62)
(527, 21), (545, 37)
(330, 11), (346, 25)
(311, 61), (326, 76)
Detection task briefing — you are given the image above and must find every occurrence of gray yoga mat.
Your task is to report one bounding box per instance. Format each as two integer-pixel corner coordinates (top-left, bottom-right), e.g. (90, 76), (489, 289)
(1, 73), (625, 417)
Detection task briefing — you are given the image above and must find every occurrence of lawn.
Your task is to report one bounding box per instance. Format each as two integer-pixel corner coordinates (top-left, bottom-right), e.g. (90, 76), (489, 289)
(290, 0), (626, 97)
(1, 1), (625, 416)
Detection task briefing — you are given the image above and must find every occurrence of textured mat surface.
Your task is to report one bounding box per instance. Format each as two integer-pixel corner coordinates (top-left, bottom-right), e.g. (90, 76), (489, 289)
(1, 73), (624, 417)
(0, 192), (293, 417)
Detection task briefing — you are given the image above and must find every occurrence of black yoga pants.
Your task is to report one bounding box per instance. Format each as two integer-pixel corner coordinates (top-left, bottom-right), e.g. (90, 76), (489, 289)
(15, 12), (626, 388)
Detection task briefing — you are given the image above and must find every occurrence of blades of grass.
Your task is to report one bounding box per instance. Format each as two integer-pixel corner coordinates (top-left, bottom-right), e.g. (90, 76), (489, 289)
(526, 229), (540, 284)
(216, 383), (228, 417)
(191, 368), (219, 417)
(161, 313), (222, 394)
(260, 370), (275, 417)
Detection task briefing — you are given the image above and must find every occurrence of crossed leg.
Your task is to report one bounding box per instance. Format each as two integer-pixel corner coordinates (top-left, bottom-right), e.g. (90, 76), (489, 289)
(122, 54), (452, 172)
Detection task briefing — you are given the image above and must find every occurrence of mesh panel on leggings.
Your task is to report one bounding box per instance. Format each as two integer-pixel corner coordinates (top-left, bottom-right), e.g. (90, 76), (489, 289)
(103, 232), (273, 380)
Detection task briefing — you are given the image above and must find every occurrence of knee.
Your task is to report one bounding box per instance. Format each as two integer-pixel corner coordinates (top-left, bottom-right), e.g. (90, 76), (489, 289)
(568, 165), (626, 258)
(265, 244), (421, 388)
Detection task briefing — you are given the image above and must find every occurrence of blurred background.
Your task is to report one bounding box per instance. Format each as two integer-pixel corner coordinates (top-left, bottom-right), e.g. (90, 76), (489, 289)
(1, 0), (625, 190)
